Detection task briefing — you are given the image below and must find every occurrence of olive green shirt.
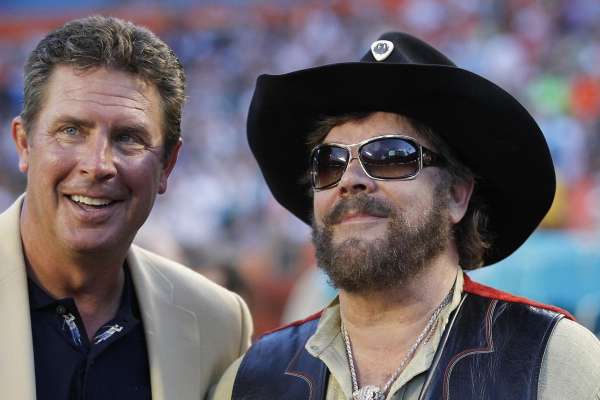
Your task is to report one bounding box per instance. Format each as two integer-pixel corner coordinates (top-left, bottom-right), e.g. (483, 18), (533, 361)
(212, 272), (600, 399)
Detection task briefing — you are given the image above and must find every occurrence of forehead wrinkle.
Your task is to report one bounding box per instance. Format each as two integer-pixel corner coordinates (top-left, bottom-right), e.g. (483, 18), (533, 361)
(63, 77), (150, 98)
(64, 97), (146, 112)
(64, 87), (148, 101)
(60, 87), (149, 112)
(88, 90), (148, 102)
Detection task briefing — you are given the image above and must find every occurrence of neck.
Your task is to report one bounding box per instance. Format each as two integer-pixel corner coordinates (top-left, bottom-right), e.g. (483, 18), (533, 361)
(21, 215), (127, 338)
(25, 252), (125, 303)
(339, 256), (458, 327)
(339, 254), (459, 389)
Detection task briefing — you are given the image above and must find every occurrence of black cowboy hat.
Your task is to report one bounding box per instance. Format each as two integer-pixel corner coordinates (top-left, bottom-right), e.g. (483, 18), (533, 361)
(247, 31), (555, 266)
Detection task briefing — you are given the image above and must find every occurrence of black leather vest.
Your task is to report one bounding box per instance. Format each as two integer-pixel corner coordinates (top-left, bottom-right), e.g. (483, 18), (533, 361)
(232, 290), (564, 400)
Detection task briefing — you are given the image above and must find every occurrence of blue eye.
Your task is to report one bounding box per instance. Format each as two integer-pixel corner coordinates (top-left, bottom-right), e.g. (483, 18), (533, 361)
(63, 126), (79, 136)
(117, 133), (134, 143)
(115, 132), (147, 150)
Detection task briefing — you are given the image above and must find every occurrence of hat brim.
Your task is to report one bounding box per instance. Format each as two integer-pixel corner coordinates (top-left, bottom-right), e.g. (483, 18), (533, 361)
(247, 62), (555, 266)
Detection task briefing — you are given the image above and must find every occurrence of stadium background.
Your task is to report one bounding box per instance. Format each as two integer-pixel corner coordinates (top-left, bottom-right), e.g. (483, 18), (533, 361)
(0, 0), (599, 338)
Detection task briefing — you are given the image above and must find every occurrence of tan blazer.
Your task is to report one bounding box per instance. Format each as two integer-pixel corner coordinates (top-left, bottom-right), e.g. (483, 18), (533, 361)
(0, 196), (252, 400)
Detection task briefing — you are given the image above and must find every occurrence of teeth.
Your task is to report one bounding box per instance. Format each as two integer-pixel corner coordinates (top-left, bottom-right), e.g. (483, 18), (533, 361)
(70, 195), (112, 206)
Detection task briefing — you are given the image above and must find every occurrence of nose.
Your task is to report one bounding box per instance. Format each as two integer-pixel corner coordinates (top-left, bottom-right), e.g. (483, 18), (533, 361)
(337, 157), (376, 195)
(79, 133), (117, 181)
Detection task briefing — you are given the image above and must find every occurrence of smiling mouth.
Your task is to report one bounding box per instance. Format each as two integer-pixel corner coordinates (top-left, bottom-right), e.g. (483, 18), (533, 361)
(338, 212), (387, 224)
(68, 194), (115, 208)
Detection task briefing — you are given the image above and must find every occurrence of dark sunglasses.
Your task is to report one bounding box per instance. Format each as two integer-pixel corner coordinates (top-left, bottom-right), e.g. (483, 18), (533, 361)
(310, 135), (445, 190)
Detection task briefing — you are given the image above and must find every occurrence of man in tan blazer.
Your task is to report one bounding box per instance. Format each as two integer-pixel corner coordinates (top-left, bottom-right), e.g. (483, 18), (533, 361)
(0, 16), (252, 400)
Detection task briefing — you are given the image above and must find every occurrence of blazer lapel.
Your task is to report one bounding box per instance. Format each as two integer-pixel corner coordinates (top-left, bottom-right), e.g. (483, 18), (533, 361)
(128, 246), (202, 400)
(0, 196), (37, 399)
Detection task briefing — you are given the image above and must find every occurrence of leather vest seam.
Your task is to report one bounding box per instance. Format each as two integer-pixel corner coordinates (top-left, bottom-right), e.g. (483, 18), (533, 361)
(285, 335), (315, 400)
(442, 299), (498, 400)
(418, 293), (468, 400)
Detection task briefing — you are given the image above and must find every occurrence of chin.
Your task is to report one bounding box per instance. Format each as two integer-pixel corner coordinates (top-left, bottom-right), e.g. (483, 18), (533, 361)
(67, 241), (115, 254)
(62, 231), (124, 254)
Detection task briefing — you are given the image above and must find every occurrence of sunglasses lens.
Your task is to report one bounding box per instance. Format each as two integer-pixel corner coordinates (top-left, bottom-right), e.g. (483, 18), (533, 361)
(360, 138), (420, 179)
(312, 146), (349, 189)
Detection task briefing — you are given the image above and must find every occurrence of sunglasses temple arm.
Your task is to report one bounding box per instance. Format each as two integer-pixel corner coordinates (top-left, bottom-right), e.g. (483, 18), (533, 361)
(423, 148), (445, 167)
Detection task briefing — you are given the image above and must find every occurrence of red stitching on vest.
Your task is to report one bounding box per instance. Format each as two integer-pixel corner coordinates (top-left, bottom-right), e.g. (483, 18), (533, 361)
(261, 310), (324, 337)
(463, 274), (575, 320)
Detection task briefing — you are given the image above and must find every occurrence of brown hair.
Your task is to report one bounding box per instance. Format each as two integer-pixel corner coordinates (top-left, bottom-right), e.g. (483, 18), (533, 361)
(21, 15), (185, 161)
(307, 112), (492, 269)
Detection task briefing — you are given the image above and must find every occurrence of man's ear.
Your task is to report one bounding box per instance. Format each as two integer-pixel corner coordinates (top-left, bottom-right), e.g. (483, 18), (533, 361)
(158, 138), (182, 194)
(449, 177), (474, 224)
(12, 117), (30, 174)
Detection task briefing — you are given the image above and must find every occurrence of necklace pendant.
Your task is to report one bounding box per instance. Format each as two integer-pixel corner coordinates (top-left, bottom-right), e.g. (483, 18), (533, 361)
(352, 385), (385, 400)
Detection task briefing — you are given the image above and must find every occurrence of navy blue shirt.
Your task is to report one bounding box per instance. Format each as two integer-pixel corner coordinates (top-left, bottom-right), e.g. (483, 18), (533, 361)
(28, 266), (151, 400)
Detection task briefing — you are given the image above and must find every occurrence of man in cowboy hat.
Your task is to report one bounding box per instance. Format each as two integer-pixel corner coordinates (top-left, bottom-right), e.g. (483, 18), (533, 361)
(213, 32), (600, 399)
(0, 16), (252, 400)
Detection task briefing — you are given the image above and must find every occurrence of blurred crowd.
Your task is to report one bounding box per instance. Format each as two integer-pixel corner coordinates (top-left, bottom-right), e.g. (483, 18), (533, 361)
(0, 0), (599, 335)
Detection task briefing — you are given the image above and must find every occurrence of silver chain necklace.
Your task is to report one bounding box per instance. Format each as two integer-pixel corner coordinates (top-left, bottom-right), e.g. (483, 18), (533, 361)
(341, 289), (453, 400)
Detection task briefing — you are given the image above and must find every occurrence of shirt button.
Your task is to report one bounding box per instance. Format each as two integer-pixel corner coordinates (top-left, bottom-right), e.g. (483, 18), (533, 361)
(56, 305), (67, 315)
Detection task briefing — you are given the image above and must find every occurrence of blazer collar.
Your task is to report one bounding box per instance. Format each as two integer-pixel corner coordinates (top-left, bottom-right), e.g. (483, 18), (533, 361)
(0, 195), (37, 399)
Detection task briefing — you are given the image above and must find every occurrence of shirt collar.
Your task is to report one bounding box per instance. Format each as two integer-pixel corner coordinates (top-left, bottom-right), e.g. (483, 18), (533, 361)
(27, 274), (59, 310)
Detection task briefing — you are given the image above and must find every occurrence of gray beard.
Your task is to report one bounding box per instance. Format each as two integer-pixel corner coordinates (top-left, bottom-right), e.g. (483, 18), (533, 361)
(312, 185), (452, 293)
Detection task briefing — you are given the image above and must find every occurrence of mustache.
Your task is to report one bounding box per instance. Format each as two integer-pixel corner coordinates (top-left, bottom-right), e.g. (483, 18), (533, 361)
(323, 194), (393, 225)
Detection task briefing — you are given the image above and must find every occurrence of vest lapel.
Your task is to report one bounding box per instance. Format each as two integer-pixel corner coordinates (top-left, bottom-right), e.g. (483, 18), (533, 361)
(419, 293), (500, 400)
(285, 342), (329, 400)
(233, 316), (328, 400)
(419, 290), (561, 400)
